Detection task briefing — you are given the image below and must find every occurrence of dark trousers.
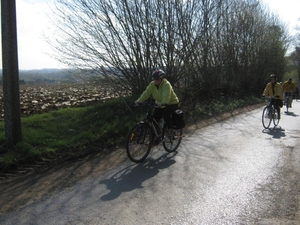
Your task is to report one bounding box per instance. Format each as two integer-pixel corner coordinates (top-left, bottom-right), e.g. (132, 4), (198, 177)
(153, 104), (178, 129)
(271, 99), (281, 117)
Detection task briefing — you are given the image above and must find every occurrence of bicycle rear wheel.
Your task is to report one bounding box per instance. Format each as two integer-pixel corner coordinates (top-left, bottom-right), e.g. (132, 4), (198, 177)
(262, 106), (272, 129)
(162, 125), (182, 152)
(273, 107), (280, 126)
(126, 123), (153, 163)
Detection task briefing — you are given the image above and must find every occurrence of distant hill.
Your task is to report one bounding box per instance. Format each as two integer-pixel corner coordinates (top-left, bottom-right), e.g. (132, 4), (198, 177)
(0, 68), (85, 85)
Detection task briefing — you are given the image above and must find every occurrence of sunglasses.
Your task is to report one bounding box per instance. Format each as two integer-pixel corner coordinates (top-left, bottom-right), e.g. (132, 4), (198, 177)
(153, 78), (160, 81)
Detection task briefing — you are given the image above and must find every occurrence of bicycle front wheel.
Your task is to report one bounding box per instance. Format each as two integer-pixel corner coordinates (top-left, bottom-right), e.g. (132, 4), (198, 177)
(262, 106), (272, 129)
(126, 123), (153, 163)
(162, 125), (182, 152)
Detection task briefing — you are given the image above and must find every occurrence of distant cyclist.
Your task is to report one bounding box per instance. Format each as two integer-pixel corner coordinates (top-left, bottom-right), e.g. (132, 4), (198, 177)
(262, 74), (283, 119)
(282, 78), (296, 108)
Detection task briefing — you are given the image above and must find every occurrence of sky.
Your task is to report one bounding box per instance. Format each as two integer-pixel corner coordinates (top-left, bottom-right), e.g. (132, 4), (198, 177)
(0, 0), (300, 70)
(15, 0), (61, 70)
(262, 0), (300, 34)
(0, 0), (62, 70)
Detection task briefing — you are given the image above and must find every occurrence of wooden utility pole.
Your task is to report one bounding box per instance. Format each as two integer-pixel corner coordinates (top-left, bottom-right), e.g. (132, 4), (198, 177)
(1, 0), (22, 146)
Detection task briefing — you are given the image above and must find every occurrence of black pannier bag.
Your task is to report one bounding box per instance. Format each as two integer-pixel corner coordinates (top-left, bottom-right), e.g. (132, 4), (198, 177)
(172, 109), (185, 129)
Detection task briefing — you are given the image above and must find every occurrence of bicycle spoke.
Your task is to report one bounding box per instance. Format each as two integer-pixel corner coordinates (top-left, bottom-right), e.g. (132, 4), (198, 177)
(162, 126), (182, 152)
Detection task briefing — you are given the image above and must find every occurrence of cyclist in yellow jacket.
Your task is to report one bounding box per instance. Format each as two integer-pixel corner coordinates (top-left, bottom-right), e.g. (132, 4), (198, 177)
(135, 69), (179, 131)
(263, 74), (283, 119)
(282, 78), (296, 108)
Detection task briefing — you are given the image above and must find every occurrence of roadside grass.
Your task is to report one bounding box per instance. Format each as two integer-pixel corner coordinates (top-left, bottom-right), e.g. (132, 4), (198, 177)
(0, 97), (136, 171)
(0, 95), (262, 171)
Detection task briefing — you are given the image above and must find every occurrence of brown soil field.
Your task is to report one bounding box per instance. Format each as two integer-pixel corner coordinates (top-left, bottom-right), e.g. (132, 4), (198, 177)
(0, 83), (130, 120)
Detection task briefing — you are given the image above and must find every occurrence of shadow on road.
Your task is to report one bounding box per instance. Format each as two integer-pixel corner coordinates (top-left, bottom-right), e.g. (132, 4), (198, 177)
(284, 111), (299, 117)
(262, 126), (286, 139)
(99, 152), (177, 201)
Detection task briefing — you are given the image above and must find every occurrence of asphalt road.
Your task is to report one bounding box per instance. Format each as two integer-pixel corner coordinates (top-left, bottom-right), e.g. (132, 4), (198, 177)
(1, 101), (300, 224)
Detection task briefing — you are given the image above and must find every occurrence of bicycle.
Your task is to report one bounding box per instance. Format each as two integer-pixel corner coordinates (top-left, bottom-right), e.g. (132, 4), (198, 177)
(262, 96), (280, 129)
(284, 92), (292, 112)
(126, 102), (183, 163)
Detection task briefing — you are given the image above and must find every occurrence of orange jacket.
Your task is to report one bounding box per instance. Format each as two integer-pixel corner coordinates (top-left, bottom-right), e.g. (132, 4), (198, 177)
(282, 80), (296, 93)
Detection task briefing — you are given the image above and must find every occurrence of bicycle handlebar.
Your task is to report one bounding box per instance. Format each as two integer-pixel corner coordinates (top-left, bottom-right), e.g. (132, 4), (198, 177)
(134, 102), (166, 108)
(284, 92), (292, 96)
(262, 96), (281, 100)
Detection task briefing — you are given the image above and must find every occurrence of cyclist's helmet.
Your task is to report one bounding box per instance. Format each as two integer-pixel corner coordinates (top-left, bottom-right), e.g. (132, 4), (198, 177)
(270, 74), (277, 79)
(152, 69), (165, 80)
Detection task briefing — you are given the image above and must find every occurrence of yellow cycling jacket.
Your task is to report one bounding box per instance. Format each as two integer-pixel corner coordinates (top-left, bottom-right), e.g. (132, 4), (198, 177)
(138, 78), (179, 105)
(282, 81), (296, 93)
(263, 82), (283, 100)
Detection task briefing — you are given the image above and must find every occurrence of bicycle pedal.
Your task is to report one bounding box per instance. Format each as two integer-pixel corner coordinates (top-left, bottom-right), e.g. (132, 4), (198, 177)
(145, 143), (151, 148)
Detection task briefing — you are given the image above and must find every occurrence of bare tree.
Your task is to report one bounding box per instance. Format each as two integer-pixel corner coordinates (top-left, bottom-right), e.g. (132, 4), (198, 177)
(193, 0), (288, 97)
(48, 0), (200, 95)
(47, 0), (289, 101)
(289, 19), (300, 82)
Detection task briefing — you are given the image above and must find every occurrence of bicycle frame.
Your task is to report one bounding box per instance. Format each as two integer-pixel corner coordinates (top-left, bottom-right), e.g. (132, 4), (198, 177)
(138, 103), (164, 139)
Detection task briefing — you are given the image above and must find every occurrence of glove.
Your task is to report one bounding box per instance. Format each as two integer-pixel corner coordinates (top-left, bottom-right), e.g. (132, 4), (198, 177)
(275, 95), (280, 98)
